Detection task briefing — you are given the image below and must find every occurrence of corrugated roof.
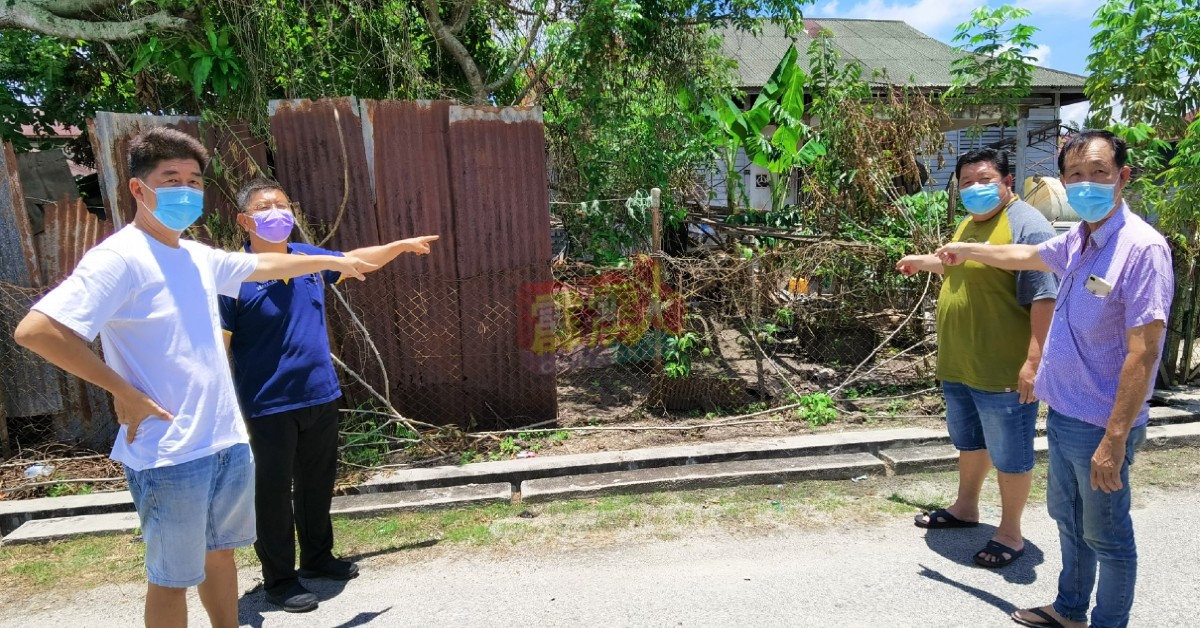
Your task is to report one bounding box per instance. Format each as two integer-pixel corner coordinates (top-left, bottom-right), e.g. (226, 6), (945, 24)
(720, 19), (1087, 91)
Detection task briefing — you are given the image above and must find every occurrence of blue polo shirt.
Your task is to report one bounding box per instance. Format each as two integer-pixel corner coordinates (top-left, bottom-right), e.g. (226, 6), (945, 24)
(219, 242), (343, 419)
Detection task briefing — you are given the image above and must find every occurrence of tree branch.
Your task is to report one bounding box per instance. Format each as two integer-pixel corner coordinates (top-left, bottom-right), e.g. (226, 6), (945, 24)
(1, 1), (191, 41)
(486, 12), (545, 93)
(39, 0), (119, 18)
(511, 53), (556, 106)
(420, 0), (488, 104)
(449, 0), (474, 33)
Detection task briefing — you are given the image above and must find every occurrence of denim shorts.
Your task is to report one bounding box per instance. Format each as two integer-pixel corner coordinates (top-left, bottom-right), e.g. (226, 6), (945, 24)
(943, 381), (1037, 474)
(124, 444), (256, 587)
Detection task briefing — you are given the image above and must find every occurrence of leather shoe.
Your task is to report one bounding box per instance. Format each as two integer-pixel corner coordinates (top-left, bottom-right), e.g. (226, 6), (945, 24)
(265, 581), (318, 613)
(299, 558), (359, 581)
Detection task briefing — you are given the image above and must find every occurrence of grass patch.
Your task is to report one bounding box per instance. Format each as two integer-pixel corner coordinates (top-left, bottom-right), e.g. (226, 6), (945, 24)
(3, 446), (1198, 607)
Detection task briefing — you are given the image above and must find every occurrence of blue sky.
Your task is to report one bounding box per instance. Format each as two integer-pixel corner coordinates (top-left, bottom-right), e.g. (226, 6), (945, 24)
(811, 0), (1101, 124)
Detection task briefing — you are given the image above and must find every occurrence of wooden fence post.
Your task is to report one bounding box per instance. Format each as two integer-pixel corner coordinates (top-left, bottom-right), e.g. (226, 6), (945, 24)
(650, 188), (662, 252)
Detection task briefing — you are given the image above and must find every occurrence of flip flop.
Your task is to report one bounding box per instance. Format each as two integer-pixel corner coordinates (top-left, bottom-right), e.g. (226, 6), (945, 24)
(975, 539), (1025, 568)
(914, 508), (979, 529)
(1011, 607), (1066, 628)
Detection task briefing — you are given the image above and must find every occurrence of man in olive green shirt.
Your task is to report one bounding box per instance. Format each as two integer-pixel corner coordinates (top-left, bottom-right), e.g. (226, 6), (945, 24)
(897, 148), (1058, 568)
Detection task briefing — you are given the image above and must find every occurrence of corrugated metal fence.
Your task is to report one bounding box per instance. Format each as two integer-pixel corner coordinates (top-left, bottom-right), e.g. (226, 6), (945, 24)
(0, 99), (556, 456)
(269, 99), (556, 429)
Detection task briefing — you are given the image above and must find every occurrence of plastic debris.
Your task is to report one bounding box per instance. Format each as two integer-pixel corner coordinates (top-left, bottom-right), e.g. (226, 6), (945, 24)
(517, 451), (537, 459)
(23, 464), (54, 479)
(851, 475), (868, 483)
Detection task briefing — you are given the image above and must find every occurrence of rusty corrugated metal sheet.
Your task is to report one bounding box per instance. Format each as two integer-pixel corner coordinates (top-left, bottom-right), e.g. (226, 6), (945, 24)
(268, 98), (395, 412)
(0, 143), (42, 288)
(269, 98), (379, 249)
(362, 99), (468, 424)
(40, 196), (113, 286)
(89, 113), (266, 242)
(201, 121), (270, 230)
(0, 143), (64, 418)
(447, 106), (556, 427)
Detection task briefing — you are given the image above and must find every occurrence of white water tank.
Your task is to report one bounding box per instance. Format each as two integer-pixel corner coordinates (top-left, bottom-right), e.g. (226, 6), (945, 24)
(1024, 175), (1078, 222)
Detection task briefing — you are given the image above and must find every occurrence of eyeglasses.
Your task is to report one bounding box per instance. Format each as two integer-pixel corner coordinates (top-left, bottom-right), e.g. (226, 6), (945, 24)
(246, 202), (297, 214)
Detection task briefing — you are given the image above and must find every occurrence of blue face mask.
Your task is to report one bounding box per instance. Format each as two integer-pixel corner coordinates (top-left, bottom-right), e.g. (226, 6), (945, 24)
(1065, 181), (1117, 223)
(960, 182), (1002, 215)
(140, 180), (204, 231)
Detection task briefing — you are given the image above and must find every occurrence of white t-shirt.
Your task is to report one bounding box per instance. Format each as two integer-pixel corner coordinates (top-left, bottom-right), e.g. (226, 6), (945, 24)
(33, 225), (258, 471)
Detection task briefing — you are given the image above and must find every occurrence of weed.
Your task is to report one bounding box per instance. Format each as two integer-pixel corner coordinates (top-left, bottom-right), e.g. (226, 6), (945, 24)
(794, 392), (837, 427)
(664, 331), (701, 379)
(459, 450), (478, 465)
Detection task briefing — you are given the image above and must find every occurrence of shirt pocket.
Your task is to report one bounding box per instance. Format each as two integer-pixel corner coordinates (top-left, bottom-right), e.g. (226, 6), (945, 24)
(304, 274), (324, 308)
(1064, 270), (1123, 344)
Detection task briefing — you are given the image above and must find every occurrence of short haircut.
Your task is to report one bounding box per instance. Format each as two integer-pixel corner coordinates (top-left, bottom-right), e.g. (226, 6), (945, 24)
(128, 127), (209, 180)
(1057, 129), (1128, 174)
(955, 147), (1010, 181)
(235, 178), (287, 212)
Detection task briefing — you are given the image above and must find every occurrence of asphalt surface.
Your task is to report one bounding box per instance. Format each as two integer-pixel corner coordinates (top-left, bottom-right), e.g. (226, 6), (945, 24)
(5, 488), (1196, 627)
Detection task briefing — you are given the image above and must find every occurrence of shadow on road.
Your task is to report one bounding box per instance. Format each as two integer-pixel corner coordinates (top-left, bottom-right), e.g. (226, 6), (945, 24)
(920, 524), (1046, 585)
(341, 538), (441, 563)
(331, 606), (394, 627)
(917, 563), (1018, 616)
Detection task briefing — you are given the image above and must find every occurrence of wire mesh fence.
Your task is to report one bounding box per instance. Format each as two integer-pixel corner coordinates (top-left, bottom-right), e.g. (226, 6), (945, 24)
(545, 246), (937, 426)
(0, 280), (120, 497)
(0, 241), (941, 486)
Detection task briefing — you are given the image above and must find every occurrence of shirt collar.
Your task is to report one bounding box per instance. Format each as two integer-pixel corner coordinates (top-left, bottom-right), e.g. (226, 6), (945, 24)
(1083, 200), (1129, 250)
(242, 241), (295, 254)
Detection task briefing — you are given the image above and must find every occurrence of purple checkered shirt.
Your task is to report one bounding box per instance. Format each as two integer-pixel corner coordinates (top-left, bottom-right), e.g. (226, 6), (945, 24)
(1033, 202), (1174, 428)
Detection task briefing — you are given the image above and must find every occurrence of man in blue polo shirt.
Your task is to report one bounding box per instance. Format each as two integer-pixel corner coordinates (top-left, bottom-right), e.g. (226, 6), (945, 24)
(220, 178), (437, 613)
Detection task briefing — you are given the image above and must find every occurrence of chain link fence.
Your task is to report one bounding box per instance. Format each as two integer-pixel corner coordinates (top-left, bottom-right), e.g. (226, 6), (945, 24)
(1, 242), (941, 486)
(545, 246), (937, 426)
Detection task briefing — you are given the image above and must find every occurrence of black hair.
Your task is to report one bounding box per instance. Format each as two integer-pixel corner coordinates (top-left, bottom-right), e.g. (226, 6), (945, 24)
(1057, 129), (1128, 174)
(954, 147), (1010, 181)
(235, 178), (287, 212)
(128, 127), (209, 180)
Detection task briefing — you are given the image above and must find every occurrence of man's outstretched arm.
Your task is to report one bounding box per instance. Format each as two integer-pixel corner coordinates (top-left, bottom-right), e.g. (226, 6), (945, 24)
(895, 253), (945, 276)
(247, 252), (377, 283)
(345, 235), (440, 273)
(935, 243), (1051, 272)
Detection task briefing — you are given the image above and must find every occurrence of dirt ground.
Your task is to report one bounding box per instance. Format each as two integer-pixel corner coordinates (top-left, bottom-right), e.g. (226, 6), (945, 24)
(460, 348), (944, 463)
(1, 347), (943, 499)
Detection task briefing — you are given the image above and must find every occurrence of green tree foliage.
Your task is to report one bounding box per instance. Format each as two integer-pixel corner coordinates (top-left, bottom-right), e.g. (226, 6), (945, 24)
(945, 5), (1040, 131)
(0, 0), (496, 153)
(1085, 0), (1200, 385)
(539, 1), (810, 261)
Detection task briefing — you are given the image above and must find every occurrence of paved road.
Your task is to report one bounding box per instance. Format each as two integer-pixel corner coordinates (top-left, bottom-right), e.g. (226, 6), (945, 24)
(7, 488), (1197, 627)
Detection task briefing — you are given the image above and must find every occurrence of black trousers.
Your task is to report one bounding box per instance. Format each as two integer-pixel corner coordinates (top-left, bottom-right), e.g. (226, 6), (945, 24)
(245, 399), (339, 591)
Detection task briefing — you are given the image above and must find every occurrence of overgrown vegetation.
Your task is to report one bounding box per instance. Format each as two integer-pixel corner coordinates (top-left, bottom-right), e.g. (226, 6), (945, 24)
(1083, 0), (1200, 386)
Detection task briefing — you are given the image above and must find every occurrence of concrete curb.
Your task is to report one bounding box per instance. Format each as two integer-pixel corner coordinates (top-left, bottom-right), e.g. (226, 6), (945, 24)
(521, 452), (885, 503)
(4, 405), (1200, 545)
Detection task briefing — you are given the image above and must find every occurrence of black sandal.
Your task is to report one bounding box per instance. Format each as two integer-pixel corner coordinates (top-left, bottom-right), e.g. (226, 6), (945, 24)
(974, 539), (1025, 568)
(1011, 607), (1066, 627)
(914, 508), (979, 529)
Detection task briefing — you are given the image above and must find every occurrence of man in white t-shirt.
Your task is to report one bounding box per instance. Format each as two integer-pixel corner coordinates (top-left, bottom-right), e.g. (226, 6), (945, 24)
(13, 127), (374, 628)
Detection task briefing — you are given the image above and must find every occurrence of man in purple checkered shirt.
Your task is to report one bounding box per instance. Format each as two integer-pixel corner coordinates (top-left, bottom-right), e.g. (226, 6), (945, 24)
(937, 130), (1173, 628)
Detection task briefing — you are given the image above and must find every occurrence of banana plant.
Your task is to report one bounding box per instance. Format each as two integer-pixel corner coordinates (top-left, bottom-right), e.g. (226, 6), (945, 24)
(694, 45), (825, 215)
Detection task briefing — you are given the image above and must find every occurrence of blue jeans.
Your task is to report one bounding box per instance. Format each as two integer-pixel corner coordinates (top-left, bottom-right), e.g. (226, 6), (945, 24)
(1047, 409), (1146, 628)
(943, 381), (1037, 474)
(124, 444), (256, 587)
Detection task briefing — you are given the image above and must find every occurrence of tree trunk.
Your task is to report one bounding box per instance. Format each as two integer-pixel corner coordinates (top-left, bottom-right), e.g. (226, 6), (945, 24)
(1, 0), (190, 41)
